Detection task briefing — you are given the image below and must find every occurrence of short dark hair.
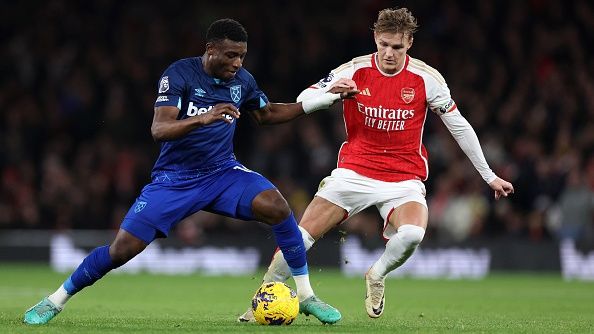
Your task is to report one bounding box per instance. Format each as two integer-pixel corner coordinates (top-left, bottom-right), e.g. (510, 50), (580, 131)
(373, 8), (418, 36)
(206, 19), (248, 43)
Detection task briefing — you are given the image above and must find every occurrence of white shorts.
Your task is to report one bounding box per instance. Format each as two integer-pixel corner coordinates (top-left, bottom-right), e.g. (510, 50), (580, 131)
(315, 168), (427, 239)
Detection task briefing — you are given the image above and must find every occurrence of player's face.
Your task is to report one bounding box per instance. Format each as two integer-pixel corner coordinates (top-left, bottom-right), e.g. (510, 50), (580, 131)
(374, 31), (412, 74)
(205, 39), (247, 81)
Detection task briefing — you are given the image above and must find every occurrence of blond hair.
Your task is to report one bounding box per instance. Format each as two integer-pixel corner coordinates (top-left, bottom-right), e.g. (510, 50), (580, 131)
(373, 8), (419, 37)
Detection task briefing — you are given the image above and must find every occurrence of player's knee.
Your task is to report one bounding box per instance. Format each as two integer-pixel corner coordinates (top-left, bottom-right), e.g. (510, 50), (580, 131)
(397, 224), (426, 247)
(109, 243), (142, 265)
(252, 190), (291, 224)
(109, 234), (146, 265)
(264, 199), (291, 224)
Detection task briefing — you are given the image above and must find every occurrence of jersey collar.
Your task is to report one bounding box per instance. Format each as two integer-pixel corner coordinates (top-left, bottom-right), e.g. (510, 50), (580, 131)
(373, 53), (409, 77)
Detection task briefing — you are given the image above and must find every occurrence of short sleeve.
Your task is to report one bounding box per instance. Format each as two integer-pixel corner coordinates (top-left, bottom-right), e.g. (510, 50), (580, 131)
(240, 74), (269, 112)
(307, 61), (356, 91)
(423, 69), (457, 115)
(154, 63), (186, 109)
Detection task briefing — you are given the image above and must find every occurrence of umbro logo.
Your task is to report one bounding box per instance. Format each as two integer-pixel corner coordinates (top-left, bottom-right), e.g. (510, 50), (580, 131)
(134, 201), (147, 213)
(194, 88), (206, 97)
(360, 88), (371, 96)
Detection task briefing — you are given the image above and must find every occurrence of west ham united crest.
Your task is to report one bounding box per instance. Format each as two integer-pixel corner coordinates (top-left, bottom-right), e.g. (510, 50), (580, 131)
(230, 85), (241, 103)
(401, 87), (415, 104)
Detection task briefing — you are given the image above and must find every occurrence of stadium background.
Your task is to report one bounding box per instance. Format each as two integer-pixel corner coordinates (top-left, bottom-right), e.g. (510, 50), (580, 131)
(1, 0), (593, 278)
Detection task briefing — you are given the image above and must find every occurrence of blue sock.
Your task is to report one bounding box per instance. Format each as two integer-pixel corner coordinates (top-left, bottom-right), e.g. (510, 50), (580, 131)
(271, 213), (309, 276)
(63, 245), (120, 295)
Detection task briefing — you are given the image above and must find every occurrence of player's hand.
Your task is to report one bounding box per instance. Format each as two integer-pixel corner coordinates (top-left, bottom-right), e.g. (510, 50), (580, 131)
(488, 177), (514, 200)
(201, 103), (240, 125)
(329, 78), (359, 99)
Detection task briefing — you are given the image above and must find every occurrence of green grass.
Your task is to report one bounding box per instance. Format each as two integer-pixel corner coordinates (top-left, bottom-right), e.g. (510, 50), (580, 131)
(1, 264), (593, 333)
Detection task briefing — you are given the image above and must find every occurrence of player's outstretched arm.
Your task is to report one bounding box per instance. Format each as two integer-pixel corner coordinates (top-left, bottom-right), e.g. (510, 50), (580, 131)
(439, 109), (514, 198)
(249, 102), (308, 125)
(250, 93), (355, 126)
(296, 78), (359, 102)
(151, 104), (240, 141)
(250, 79), (358, 125)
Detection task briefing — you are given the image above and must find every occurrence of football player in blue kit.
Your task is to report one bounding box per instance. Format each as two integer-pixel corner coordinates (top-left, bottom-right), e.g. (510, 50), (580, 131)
(24, 18), (356, 326)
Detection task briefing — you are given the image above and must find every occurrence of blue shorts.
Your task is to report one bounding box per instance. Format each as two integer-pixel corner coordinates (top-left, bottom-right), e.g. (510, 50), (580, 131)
(121, 160), (275, 243)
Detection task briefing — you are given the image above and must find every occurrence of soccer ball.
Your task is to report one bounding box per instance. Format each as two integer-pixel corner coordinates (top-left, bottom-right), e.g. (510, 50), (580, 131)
(251, 282), (299, 325)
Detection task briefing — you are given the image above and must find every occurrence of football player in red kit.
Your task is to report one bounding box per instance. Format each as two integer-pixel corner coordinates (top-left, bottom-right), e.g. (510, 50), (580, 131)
(239, 7), (514, 321)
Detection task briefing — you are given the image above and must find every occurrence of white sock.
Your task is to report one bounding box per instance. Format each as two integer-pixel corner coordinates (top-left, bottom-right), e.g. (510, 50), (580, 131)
(299, 226), (316, 249)
(293, 274), (315, 301)
(263, 249), (291, 283)
(47, 285), (72, 308)
(263, 226), (316, 283)
(369, 224), (425, 280)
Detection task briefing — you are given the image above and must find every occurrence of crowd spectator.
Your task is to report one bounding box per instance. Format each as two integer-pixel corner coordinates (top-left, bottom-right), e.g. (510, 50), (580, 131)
(1, 0), (593, 245)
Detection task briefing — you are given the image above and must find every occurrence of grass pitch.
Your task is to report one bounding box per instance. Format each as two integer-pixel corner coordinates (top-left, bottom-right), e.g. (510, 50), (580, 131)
(1, 264), (593, 333)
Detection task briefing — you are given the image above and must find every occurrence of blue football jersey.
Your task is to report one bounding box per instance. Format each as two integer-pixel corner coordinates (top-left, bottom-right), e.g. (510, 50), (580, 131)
(152, 57), (269, 173)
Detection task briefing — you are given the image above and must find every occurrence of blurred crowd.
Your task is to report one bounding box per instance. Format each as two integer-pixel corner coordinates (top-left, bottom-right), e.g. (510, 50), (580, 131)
(1, 0), (594, 245)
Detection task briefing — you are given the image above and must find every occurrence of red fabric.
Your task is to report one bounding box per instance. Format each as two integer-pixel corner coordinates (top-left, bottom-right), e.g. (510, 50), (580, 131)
(337, 55), (429, 182)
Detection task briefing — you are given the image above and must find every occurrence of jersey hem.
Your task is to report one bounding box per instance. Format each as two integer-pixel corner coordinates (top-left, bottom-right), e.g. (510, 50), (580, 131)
(337, 163), (425, 183)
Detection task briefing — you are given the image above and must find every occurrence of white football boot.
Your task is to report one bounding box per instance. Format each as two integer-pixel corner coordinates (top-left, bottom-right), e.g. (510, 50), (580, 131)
(237, 307), (254, 322)
(365, 269), (385, 318)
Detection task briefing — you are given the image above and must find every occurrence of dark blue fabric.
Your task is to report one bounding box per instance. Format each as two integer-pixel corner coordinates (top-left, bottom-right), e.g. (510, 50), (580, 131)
(272, 213), (308, 274)
(65, 245), (119, 295)
(121, 161), (275, 243)
(152, 57), (269, 173)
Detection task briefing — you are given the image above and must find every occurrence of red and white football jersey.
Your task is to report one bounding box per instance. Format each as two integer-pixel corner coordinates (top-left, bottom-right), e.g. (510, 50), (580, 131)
(308, 53), (457, 182)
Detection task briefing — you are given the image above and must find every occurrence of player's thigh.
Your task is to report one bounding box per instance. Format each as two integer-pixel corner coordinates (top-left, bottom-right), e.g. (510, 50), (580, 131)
(300, 196), (348, 239)
(206, 164), (278, 221)
(377, 180), (428, 238)
(390, 201), (428, 229)
(315, 168), (378, 218)
(122, 180), (206, 242)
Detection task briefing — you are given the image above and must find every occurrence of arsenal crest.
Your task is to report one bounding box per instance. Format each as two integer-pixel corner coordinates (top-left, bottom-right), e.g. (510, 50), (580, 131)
(401, 87), (415, 104)
(230, 85), (241, 103)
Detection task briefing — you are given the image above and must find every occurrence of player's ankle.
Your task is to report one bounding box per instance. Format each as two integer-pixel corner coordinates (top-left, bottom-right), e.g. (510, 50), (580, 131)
(47, 285), (72, 308)
(263, 268), (290, 283)
(367, 267), (384, 281)
(298, 291), (315, 301)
